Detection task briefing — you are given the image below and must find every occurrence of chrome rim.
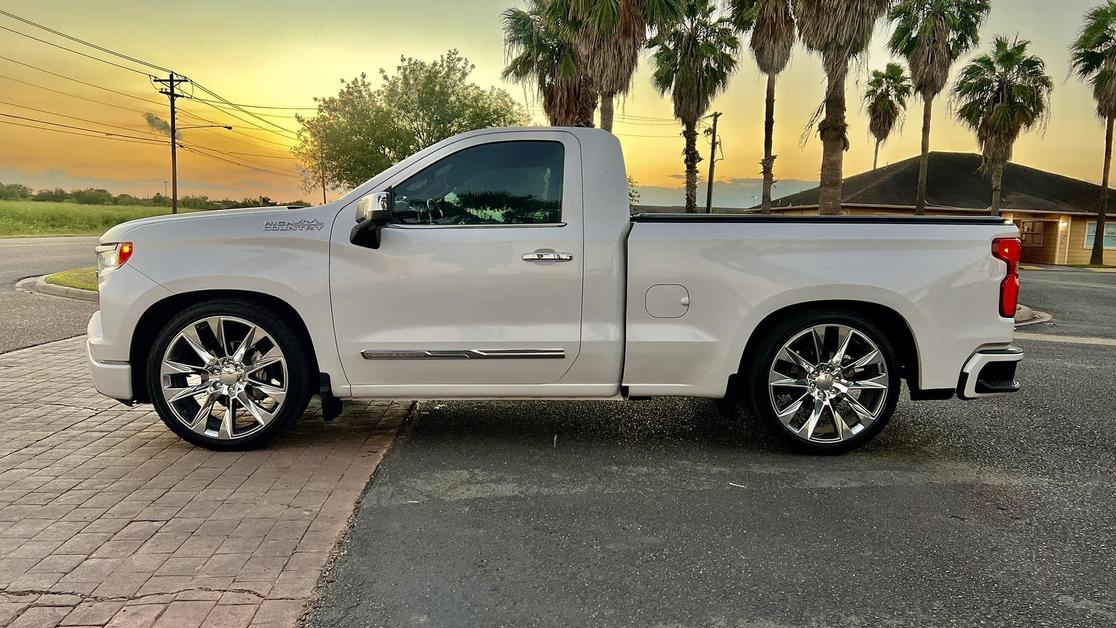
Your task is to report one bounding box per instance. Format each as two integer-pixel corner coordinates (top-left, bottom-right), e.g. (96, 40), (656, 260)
(767, 324), (890, 444)
(160, 315), (288, 441)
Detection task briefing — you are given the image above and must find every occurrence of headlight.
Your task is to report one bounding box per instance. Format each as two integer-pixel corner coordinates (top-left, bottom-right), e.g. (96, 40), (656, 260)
(96, 242), (133, 275)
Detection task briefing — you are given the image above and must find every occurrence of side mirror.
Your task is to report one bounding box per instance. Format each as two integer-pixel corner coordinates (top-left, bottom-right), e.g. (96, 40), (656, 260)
(351, 190), (394, 249)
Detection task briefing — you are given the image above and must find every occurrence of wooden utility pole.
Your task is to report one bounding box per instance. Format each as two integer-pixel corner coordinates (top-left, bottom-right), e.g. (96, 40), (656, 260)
(319, 144), (327, 205)
(153, 72), (190, 214)
(705, 112), (722, 214)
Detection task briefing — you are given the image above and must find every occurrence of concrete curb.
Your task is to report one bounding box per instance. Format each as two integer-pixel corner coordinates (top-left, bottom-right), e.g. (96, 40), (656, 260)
(15, 275), (98, 303)
(1015, 304), (1052, 328)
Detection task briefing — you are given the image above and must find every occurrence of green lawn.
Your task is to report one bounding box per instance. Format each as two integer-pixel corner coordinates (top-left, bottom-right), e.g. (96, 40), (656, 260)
(0, 200), (190, 236)
(45, 267), (98, 292)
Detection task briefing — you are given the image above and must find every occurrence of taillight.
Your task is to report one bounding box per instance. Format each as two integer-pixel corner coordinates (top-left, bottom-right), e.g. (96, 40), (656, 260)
(992, 237), (1021, 318)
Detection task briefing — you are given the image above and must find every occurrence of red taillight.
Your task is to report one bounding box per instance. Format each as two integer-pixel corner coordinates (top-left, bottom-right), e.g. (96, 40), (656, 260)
(992, 237), (1021, 318)
(118, 242), (134, 266)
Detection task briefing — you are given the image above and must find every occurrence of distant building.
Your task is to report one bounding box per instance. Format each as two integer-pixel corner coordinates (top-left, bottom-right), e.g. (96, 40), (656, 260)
(770, 152), (1114, 266)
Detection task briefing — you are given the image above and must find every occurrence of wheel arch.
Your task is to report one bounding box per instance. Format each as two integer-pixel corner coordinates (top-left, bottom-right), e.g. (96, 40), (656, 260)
(129, 290), (320, 404)
(735, 299), (921, 393)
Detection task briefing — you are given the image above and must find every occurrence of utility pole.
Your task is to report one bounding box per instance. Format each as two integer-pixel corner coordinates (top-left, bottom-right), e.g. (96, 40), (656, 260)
(319, 144), (327, 205)
(705, 112), (722, 214)
(152, 72), (191, 214)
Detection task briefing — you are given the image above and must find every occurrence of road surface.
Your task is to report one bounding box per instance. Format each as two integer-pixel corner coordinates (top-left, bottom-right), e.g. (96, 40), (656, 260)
(0, 236), (98, 353)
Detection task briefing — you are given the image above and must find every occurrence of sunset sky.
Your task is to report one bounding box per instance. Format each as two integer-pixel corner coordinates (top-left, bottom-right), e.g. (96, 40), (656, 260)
(0, 0), (1110, 206)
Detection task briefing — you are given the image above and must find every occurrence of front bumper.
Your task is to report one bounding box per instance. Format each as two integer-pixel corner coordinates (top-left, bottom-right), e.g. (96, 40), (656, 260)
(87, 311), (134, 403)
(957, 346), (1023, 400)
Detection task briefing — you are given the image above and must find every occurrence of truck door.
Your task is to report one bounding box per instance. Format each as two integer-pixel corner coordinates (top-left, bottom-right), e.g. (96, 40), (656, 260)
(330, 133), (584, 391)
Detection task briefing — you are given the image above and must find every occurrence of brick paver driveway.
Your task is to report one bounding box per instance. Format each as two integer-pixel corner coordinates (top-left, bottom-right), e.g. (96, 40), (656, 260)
(0, 337), (408, 627)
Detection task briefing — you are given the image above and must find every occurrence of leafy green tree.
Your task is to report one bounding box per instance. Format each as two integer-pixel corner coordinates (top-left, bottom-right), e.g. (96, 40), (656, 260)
(793, 0), (894, 215)
(650, 0), (739, 212)
(889, 0), (989, 213)
(729, 0), (792, 213)
(295, 51), (529, 191)
(864, 63), (913, 170)
(1071, 1), (1116, 265)
(503, 0), (597, 126)
(0, 183), (32, 200)
(33, 188), (69, 202)
(547, 0), (685, 131)
(952, 36), (1053, 216)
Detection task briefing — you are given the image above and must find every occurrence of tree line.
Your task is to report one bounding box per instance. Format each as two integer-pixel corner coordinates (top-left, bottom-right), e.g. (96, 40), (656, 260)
(295, 0), (1116, 266)
(0, 182), (307, 210)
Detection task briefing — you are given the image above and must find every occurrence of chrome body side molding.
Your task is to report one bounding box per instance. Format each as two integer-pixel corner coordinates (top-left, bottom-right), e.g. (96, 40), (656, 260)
(361, 348), (566, 360)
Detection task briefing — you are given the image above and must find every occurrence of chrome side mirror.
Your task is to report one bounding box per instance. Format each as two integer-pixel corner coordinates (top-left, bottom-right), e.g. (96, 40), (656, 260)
(355, 190), (394, 224)
(351, 189), (394, 249)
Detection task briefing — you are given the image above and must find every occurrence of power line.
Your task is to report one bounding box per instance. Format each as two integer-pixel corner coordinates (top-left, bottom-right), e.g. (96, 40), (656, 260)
(0, 118), (166, 146)
(179, 145), (296, 178)
(0, 53), (165, 106)
(0, 9), (171, 74)
(0, 112), (166, 144)
(190, 81), (299, 137)
(191, 97), (315, 111)
(0, 99), (164, 137)
(0, 73), (154, 114)
(0, 23), (152, 76)
(178, 108), (297, 150)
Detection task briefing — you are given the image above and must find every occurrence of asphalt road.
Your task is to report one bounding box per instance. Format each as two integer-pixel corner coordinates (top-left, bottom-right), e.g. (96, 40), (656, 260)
(0, 236), (98, 353)
(313, 270), (1116, 627)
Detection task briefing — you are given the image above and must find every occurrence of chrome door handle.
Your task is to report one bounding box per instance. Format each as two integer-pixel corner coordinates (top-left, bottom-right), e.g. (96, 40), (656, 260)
(522, 250), (573, 262)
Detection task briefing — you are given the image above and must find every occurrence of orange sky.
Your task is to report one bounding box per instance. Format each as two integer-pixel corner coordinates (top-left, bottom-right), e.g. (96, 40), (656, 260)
(0, 0), (1109, 205)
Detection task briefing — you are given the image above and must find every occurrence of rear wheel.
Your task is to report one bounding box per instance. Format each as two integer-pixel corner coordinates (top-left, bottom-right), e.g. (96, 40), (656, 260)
(747, 310), (900, 454)
(146, 299), (312, 450)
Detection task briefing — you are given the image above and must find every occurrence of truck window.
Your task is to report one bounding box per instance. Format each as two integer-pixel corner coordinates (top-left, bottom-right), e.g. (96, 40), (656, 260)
(393, 141), (564, 226)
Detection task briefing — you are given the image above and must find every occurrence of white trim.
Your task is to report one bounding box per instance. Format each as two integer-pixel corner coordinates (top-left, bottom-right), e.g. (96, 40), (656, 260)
(1084, 221), (1116, 250)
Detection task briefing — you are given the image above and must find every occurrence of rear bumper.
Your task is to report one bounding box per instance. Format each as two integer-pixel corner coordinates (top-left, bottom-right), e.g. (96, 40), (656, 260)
(957, 346), (1023, 400)
(87, 311), (134, 403)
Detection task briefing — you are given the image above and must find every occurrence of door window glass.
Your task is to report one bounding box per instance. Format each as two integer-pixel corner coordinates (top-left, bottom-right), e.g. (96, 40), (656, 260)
(393, 141), (564, 225)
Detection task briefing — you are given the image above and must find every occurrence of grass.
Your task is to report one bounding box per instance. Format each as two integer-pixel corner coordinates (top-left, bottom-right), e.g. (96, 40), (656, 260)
(0, 200), (195, 236)
(45, 267), (98, 292)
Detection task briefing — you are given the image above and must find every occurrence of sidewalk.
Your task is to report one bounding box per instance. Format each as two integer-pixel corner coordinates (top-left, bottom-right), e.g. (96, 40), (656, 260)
(0, 337), (408, 627)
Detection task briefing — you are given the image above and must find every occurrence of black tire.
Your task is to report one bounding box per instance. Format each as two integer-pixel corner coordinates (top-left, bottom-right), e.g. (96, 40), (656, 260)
(146, 298), (313, 451)
(745, 309), (900, 455)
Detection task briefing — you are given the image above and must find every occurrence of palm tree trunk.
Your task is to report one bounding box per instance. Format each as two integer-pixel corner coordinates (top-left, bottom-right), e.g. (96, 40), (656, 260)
(683, 119), (699, 213)
(600, 95), (615, 132)
(873, 139), (881, 171)
(916, 97), (933, 215)
(990, 160), (1005, 217)
(761, 73), (777, 214)
(1092, 115), (1114, 265)
(818, 54), (848, 216)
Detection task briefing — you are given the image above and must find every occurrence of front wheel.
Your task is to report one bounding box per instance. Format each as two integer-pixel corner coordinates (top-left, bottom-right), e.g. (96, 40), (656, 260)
(747, 310), (900, 454)
(146, 299), (313, 450)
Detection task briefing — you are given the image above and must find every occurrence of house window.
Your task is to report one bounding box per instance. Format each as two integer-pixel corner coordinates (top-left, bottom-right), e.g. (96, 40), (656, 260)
(1019, 221), (1045, 247)
(1084, 221), (1116, 249)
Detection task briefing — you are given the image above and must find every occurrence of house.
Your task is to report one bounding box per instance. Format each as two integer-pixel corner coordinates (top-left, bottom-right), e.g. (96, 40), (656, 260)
(769, 152), (1115, 266)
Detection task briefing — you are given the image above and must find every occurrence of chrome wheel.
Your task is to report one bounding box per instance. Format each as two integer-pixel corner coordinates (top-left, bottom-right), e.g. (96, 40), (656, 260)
(767, 324), (890, 444)
(159, 316), (288, 441)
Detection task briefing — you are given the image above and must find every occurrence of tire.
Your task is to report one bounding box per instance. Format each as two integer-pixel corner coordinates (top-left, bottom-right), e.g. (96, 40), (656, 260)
(746, 309), (900, 454)
(146, 298), (313, 451)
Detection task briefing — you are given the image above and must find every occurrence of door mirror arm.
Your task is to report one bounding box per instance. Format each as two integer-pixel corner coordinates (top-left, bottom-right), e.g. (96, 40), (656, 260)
(350, 190), (395, 249)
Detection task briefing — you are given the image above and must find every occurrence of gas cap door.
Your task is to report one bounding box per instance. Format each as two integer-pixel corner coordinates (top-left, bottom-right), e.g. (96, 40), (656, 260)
(646, 284), (690, 319)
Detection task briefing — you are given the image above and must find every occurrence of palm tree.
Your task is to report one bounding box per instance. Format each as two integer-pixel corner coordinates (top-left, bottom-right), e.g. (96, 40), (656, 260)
(729, 0), (794, 213)
(503, 0), (597, 126)
(547, 0), (686, 131)
(889, 0), (990, 214)
(864, 63), (913, 170)
(649, 0), (739, 212)
(793, 0), (895, 215)
(1071, 1), (1116, 265)
(952, 36), (1054, 216)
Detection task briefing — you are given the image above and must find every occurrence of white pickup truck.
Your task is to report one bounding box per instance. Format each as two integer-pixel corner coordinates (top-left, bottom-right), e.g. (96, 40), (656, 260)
(87, 127), (1023, 454)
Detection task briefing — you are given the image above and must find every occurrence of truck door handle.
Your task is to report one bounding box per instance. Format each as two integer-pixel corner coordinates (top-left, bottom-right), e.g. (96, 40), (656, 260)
(522, 250), (573, 262)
